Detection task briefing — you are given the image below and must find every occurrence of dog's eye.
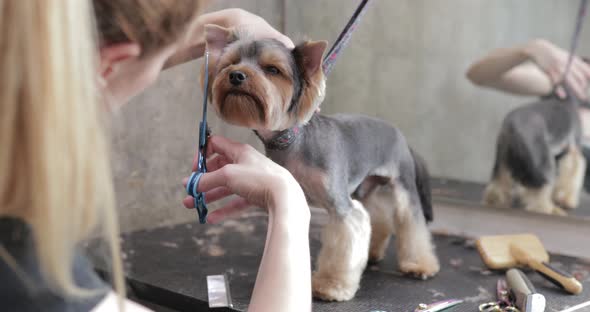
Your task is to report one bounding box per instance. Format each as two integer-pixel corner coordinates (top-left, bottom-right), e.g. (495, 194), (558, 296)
(264, 65), (281, 75)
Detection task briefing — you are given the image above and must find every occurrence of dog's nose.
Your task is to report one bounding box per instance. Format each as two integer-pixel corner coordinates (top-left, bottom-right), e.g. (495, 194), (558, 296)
(229, 71), (247, 86)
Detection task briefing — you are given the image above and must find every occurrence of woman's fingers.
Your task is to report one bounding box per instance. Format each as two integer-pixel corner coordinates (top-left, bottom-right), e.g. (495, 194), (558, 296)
(192, 136), (237, 171)
(556, 86), (567, 99)
(207, 197), (251, 224)
(206, 135), (258, 164)
(206, 154), (231, 172)
(547, 67), (562, 86)
(572, 67), (588, 96)
(206, 136), (243, 161)
(580, 59), (590, 79)
(566, 73), (586, 100)
(183, 192), (250, 224)
(183, 187), (236, 208)
(195, 165), (238, 193)
(204, 186), (234, 204)
(183, 196), (194, 208)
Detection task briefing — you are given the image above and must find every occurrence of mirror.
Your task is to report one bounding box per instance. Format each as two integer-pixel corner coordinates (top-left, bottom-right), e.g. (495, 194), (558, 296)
(289, 0), (590, 220)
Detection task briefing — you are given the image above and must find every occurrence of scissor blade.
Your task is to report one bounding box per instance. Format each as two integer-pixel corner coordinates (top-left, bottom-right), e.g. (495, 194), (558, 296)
(415, 299), (463, 312)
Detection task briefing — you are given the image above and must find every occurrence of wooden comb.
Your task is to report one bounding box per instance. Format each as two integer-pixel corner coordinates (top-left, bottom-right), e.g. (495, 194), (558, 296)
(477, 233), (583, 295)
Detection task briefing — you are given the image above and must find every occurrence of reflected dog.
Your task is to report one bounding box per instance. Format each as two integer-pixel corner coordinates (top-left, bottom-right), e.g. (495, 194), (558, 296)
(203, 25), (439, 301)
(483, 83), (589, 215)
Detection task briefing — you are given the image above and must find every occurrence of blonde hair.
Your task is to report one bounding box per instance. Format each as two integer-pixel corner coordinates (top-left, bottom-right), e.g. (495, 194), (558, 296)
(0, 0), (124, 304)
(93, 0), (202, 56)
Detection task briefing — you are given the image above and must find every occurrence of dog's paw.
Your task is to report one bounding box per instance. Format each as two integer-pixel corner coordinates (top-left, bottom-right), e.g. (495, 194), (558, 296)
(526, 201), (562, 215)
(399, 256), (440, 280)
(553, 190), (579, 210)
(552, 205), (568, 216)
(482, 184), (509, 207)
(312, 273), (357, 302)
(368, 248), (386, 263)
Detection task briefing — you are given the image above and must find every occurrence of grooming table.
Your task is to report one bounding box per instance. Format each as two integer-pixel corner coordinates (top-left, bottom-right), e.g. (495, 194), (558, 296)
(88, 212), (590, 312)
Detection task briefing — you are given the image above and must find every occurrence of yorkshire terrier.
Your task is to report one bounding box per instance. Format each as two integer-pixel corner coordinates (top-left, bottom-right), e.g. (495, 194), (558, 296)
(483, 84), (588, 215)
(203, 25), (439, 301)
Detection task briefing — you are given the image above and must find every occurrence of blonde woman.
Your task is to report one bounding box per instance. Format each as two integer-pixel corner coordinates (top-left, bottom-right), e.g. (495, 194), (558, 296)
(1, 1), (310, 312)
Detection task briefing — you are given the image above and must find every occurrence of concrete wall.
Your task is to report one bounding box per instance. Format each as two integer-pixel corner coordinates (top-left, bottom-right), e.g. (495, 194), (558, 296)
(113, 1), (590, 232)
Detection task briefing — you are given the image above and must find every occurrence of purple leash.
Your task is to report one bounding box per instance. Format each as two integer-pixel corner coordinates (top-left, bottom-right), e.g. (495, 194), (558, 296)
(322, 0), (372, 76)
(561, 0), (588, 86)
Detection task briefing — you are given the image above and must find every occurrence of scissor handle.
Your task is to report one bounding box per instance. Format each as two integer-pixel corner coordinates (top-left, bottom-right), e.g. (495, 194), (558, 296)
(479, 302), (501, 312)
(186, 171), (208, 224)
(479, 302), (520, 312)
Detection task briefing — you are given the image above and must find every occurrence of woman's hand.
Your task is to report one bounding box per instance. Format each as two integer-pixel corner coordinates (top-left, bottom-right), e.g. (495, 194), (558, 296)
(182, 135), (307, 224)
(182, 137), (312, 312)
(166, 9), (293, 68)
(524, 39), (590, 99)
(225, 9), (293, 49)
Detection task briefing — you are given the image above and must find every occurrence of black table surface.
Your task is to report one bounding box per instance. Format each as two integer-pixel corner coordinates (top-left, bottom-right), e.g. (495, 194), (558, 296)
(88, 212), (590, 312)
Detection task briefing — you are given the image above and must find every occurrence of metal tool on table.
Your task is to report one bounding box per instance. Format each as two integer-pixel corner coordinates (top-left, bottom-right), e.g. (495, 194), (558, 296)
(506, 268), (546, 312)
(207, 274), (233, 309)
(414, 298), (463, 312)
(479, 279), (520, 312)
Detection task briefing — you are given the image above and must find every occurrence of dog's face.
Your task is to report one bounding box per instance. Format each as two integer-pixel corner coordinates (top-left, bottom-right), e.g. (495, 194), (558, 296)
(204, 25), (327, 131)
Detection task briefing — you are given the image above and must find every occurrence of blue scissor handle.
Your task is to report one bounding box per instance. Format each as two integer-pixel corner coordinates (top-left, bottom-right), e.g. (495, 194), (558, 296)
(187, 171), (208, 224)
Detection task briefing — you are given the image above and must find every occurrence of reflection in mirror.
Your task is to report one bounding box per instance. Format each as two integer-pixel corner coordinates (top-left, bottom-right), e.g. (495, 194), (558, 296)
(436, 5), (590, 219)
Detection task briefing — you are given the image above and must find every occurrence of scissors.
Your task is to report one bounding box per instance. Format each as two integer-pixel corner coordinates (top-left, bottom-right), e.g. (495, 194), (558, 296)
(479, 279), (520, 312)
(414, 298), (463, 312)
(186, 50), (211, 224)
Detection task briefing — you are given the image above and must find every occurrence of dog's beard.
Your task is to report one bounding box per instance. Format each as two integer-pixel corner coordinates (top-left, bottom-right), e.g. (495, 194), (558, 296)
(218, 91), (266, 128)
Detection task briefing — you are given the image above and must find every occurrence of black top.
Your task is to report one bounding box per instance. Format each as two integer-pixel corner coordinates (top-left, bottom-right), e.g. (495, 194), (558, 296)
(0, 217), (108, 312)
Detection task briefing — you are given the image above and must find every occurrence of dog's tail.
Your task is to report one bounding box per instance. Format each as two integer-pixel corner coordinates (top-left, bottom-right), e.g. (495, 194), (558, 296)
(410, 148), (433, 222)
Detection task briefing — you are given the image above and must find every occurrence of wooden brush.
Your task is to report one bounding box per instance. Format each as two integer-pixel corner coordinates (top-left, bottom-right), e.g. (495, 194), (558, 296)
(511, 244), (582, 295)
(476, 233), (583, 295)
(476, 234), (549, 269)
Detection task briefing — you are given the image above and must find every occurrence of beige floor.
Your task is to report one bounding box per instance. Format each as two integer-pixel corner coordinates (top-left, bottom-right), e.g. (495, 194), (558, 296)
(430, 199), (590, 259)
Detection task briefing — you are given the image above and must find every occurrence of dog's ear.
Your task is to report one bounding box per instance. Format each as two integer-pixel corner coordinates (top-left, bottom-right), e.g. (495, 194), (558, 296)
(205, 24), (235, 53)
(295, 40), (328, 77)
(291, 40), (328, 124)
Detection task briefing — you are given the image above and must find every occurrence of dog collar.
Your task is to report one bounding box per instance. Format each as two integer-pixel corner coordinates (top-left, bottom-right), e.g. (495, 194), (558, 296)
(254, 127), (300, 151)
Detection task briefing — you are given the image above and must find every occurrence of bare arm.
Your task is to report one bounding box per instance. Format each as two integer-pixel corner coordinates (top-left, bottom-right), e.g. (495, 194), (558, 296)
(466, 41), (553, 96)
(165, 9), (293, 69)
(466, 39), (590, 99)
(248, 187), (311, 312)
(183, 136), (311, 312)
